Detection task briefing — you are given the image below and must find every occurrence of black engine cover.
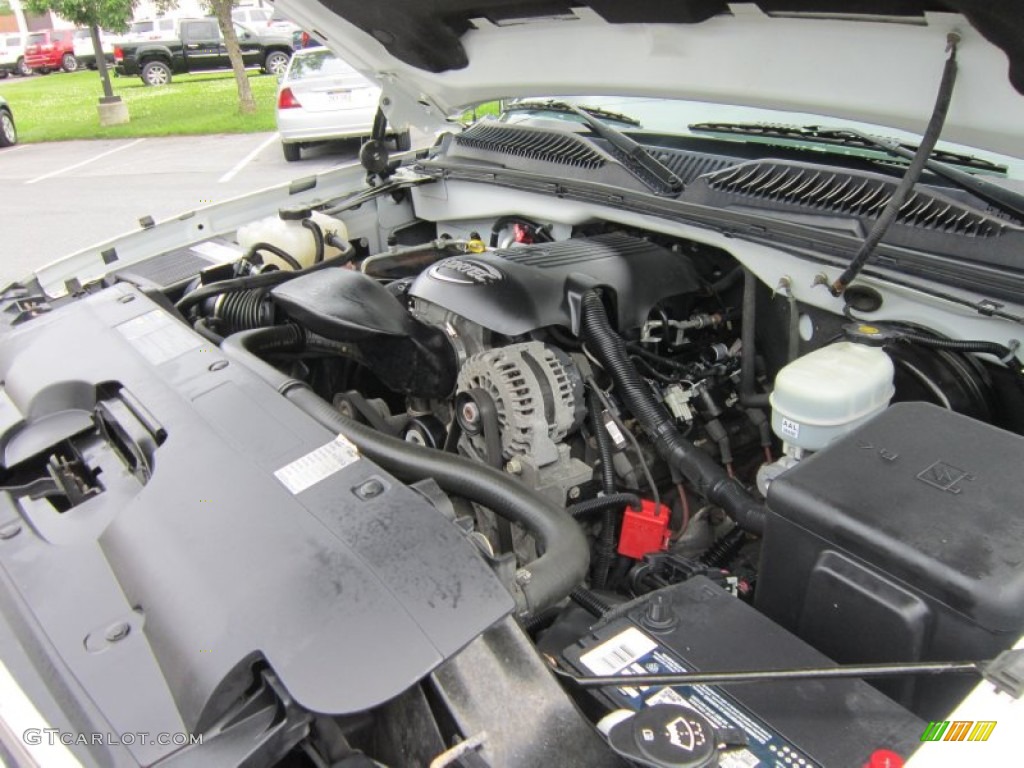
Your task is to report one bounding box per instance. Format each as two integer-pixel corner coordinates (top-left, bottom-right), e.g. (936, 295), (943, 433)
(408, 232), (701, 336)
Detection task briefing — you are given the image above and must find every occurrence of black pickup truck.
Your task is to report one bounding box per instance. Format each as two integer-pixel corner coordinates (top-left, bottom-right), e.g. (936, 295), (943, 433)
(114, 17), (293, 86)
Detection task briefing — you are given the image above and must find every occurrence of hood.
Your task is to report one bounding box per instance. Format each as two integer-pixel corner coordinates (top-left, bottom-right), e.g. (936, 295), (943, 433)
(273, 1), (1024, 159)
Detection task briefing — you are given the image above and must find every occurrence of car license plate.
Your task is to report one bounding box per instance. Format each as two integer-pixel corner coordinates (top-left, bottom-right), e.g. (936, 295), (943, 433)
(327, 91), (352, 106)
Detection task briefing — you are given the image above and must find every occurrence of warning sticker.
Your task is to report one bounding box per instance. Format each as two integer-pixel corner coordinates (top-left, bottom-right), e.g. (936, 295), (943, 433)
(579, 627), (658, 676)
(274, 435), (360, 495)
(117, 309), (204, 365)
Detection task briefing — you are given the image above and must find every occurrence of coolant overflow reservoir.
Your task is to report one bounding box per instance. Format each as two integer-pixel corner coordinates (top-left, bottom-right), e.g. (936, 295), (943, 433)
(237, 208), (348, 270)
(769, 342), (894, 451)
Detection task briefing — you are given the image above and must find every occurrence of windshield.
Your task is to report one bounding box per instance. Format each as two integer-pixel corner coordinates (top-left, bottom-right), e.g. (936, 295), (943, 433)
(26, 33), (46, 45)
(288, 50), (358, 80)
(497, 96), (1024, 179)
(130, 21), (154, 34)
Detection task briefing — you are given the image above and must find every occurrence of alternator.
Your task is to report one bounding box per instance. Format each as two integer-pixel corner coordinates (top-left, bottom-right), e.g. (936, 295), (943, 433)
(456, 341), (585, 467)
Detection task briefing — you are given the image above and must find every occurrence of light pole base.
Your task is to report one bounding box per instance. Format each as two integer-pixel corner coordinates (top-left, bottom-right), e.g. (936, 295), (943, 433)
(97, 98), (129, 126)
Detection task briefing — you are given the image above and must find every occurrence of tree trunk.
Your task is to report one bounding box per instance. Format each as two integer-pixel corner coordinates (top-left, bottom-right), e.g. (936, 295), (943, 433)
(210, 0), (256, 115)
(90, 23), (116, 102)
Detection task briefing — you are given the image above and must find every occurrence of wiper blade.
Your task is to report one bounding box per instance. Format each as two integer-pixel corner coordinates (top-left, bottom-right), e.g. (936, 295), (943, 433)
(561, 103), (684, 196)
(688, 121), (1006, 174)
(506, 99), (643, 128)
(690, 121), (1024, 223)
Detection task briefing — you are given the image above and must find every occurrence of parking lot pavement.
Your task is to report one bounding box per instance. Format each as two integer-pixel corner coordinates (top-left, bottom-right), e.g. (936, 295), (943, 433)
(0, 133), (366, 287)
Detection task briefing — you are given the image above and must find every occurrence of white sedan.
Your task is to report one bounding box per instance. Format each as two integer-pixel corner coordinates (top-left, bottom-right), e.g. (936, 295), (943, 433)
(276, 47), (410, 162)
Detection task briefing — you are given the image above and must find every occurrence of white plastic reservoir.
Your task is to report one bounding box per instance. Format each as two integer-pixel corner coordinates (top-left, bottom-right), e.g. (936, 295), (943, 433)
(769, 342), (894, 451)
(237, 210), (348, 270)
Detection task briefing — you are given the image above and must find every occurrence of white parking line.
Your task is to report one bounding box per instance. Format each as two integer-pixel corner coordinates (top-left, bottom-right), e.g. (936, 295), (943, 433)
(219, 133), (279, 183)
(4, 144), (30, 154)
(24, 138), (145, 185)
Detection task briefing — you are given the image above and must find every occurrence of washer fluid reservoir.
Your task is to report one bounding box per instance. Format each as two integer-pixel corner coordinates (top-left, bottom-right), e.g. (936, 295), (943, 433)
(237, 207), (348, 270)
(769, 342), (894, 451)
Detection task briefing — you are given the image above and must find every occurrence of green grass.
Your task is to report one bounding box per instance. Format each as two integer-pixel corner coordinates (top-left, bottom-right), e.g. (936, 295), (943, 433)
(2, 69), (278, 142)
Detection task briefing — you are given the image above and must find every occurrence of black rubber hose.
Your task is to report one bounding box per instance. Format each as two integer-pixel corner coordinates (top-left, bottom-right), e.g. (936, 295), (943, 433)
(175, 240), (356, 314)
(896, 333), (1018, 364)
(740, 269), (770, 407)
(569, 493), (641, 519)
(587, 388), (619, 590)
(831, 35), (959, 295)
(249, 241), (303, 271)
(700, 527), (746, 569)
(589, 388), (617, 495)
(221, 326), (589, 616)
(580, 291), (766, 534)
(192, 317), (224, 344)
(569, 587), (612, 618)
(300, 218), (325, 264)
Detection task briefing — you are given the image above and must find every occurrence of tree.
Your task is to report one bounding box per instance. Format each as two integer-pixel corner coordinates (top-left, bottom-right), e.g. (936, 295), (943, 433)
(206, 0), (255, 114)
(25, 0), (136, 105)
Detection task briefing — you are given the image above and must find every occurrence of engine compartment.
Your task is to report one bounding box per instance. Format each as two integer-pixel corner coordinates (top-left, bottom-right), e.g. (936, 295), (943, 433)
(3, 171), (1024, 767)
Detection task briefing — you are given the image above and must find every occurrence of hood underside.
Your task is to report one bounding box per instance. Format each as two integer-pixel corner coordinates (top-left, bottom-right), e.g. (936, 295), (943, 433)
(274, 0), (1024, 159)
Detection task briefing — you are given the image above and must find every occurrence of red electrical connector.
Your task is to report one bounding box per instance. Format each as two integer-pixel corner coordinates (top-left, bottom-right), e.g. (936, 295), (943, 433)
(618, 499), (671, 559)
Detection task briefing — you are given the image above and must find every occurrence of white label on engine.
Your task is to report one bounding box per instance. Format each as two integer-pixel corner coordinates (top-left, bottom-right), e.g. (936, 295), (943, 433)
(779, 417), (801, 440)
(579, 627), (658, 676)
(274, 435), (360, 495)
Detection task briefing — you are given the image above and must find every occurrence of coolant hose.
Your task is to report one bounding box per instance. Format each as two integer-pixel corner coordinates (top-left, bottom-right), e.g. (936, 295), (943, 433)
(221, 325), (589, 616)
(580, 291), (766, 534)
(740, 269), (770, 407)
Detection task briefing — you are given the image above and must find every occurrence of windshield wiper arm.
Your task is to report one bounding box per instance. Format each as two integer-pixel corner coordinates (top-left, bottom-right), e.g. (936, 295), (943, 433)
(561, 103), (684, 196)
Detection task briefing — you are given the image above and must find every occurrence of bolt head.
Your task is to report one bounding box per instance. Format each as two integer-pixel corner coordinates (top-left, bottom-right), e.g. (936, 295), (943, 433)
(461, 401), (480, 425)
(105, 622), (131, 642)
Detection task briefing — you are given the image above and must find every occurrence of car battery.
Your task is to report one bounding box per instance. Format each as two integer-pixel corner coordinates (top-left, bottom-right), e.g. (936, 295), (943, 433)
(756, 402), (1024, 718)
(562, 577), (924, 767)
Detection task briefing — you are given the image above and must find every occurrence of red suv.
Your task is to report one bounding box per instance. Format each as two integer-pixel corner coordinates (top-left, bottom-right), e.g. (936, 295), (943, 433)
(24, 29), (78, 74)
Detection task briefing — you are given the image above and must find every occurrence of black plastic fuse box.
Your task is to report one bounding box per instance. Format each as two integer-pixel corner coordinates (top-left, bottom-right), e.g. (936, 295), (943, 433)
(563, 577), (924, 767)
(756, 402), (1024, 718)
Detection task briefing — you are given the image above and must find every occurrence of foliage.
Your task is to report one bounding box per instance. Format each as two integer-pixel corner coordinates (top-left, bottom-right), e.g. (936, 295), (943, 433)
(23, 0), (137, 33)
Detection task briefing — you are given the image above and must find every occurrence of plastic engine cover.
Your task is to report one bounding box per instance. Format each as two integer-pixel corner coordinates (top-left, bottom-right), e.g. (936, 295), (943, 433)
(0, 285), (513, 764)
(408, 232), (701, 335)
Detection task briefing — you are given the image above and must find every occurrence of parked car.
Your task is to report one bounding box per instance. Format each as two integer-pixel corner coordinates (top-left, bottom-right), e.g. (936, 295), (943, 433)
(0, 95), (15, 146)
(120, 17), (179, 44)
(2, 2), (1024, 768)
(277, 47), (408, 161)
(231, 6), (273, 26)
(72, 27), (114, 69)
(0, 33), (31, 77)
(114, 17), (293, 85)
(23, 28), (77, 74)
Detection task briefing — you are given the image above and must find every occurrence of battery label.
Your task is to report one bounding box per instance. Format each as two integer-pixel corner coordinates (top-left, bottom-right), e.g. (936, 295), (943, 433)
(577, 625), (821, 768)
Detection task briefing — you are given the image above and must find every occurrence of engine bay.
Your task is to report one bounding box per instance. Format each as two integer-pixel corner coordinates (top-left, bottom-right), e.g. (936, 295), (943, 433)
(2, 161), (1024, 767)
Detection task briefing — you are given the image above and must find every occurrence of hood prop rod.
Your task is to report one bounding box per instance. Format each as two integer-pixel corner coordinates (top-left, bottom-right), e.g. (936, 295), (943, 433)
(550, 648), (1024, 698)
(829, 33), (959, 297)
